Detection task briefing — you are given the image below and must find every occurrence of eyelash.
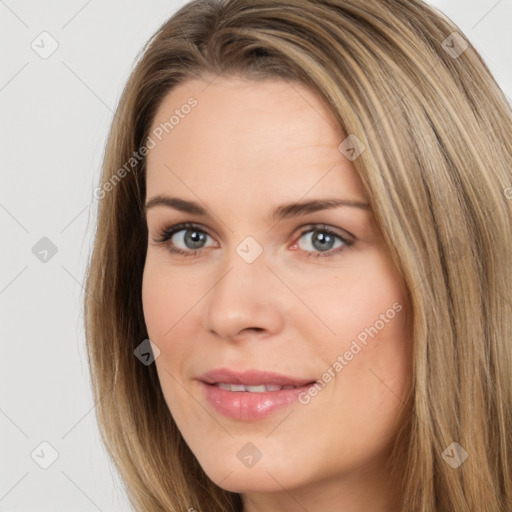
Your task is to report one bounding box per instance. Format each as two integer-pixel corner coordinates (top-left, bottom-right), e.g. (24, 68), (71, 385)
(153, 222), (354, 260)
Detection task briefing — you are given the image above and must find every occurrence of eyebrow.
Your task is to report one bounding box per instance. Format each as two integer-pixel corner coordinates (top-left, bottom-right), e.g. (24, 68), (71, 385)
(144, 195), (371, 221)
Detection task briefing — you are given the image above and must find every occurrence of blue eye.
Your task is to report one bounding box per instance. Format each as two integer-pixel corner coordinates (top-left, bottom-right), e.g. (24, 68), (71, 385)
(153, 222), (354, 259)
(154, 222), (215, 256)
(295, 225), (353, 259)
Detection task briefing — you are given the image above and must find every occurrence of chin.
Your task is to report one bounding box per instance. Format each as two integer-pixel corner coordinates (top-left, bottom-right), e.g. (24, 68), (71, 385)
(195, 450), (310, 494)
(208, 469), (292, 494)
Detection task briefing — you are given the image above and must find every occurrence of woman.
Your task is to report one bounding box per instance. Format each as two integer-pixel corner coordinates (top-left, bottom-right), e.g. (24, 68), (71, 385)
(84, 0), (512, 510)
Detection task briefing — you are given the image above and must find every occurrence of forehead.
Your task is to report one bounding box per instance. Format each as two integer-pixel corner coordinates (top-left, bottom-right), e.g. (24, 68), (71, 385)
(145, 76), (367, 208)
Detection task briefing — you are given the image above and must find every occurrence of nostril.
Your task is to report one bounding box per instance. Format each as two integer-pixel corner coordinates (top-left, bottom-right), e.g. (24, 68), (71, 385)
(240, 327), (264, 333)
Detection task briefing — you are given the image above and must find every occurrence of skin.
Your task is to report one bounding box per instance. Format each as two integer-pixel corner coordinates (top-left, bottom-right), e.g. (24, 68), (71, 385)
(142, 75), (412, 512)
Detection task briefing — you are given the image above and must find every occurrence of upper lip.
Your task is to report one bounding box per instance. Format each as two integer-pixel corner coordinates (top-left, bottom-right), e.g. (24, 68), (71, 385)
(198, 368), (316, 387)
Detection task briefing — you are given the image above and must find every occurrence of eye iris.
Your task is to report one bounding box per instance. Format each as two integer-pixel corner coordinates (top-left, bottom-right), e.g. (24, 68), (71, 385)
(184, 229), (206, 249)
(312, 231), (335, 252)
(167, 227), (343, 254)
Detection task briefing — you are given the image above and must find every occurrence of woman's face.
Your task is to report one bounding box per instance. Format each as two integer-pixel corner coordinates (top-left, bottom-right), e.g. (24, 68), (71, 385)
(142, 75), (412, 510)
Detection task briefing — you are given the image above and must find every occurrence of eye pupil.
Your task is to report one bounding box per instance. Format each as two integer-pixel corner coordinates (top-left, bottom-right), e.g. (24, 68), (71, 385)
(185, 230), (206, 249)
(313, 231), (335, 251)
(159, 224), (349, 259)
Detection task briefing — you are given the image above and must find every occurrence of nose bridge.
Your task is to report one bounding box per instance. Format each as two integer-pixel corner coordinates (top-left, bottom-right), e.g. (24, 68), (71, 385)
(234, 235), (265, 266)
(204, 234), (284, 339)
(214, 233), (272, 305)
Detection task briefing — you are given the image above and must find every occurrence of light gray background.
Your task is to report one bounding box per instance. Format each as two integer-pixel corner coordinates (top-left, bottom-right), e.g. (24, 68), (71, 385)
(1, 1), (510, 510)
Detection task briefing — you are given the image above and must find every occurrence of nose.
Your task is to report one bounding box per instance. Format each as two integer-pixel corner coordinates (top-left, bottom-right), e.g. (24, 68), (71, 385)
(203, 248), (286, 342)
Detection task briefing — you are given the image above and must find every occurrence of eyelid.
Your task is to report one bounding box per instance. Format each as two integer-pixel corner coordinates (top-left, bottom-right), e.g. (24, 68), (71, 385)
(152, 221), (217, 245)
(151, 221), (353, 241)
(151, 221), (355, 258)
(295, 223), (355, 244)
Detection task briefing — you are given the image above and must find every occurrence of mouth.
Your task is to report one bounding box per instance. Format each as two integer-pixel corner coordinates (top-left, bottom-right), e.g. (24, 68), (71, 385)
(198, 367), (316, 388)
(210, 383), (306, 392)
(197, 368), (318, 420)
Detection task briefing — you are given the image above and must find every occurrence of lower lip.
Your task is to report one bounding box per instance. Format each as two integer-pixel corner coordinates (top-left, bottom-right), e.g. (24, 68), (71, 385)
(200, 381), (313, 421)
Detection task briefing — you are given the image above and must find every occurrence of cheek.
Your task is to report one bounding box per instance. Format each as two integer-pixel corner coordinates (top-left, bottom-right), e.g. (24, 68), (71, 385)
(295, 248), (408, 359)
(142, 266), (167, 339)
(141, 259), (197, 340)
(141, 259), (207, 394)
(141, 262), (195, 409)
(303, 250), (411, 427)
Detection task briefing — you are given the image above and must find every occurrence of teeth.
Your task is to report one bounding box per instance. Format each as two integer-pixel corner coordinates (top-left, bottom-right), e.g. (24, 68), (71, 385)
(264, 384), (283, 391)
(245, 385), (267, 393)
(214, 383), (297, 392)
(217, 383), (245, 391)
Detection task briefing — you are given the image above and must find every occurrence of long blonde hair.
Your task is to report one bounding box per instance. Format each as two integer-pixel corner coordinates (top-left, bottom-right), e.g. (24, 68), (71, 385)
(84, 1), (512, 510)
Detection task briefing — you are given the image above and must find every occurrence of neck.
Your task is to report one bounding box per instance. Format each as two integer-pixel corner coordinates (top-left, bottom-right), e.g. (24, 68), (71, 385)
(241, 457), (398, 512)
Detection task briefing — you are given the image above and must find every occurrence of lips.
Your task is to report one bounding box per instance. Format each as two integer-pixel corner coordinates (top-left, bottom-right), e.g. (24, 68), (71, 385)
(197, 368), (318, 421)
(214, 383), (297, 392)
(198, 368), (316, 387)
